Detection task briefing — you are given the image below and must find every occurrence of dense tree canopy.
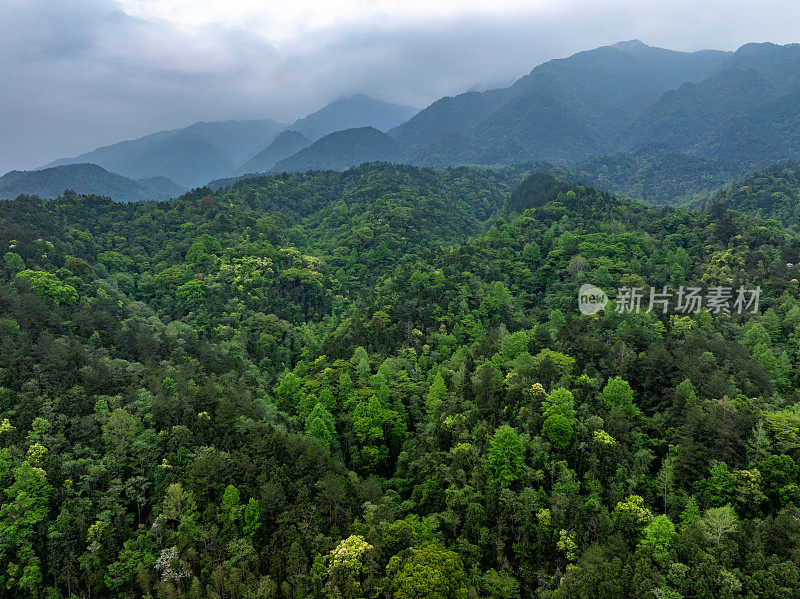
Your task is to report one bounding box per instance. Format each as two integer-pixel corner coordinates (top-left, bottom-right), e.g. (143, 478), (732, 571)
(1, 162), (800, 597)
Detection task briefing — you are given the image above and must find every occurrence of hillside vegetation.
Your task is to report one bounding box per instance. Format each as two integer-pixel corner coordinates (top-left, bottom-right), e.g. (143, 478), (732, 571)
(2, 164), (800, 597)
(0, 163), (184, 203)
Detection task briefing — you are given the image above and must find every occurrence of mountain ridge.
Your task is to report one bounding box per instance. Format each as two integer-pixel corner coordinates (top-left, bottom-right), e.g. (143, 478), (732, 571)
(0, 163), (184, 203)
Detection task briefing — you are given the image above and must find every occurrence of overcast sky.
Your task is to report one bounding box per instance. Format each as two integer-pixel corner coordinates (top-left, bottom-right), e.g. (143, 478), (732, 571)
(2, 0), (799, 173)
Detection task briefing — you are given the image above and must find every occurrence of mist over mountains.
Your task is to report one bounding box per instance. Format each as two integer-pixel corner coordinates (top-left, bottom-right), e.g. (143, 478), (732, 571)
(8, 40), (800, 202)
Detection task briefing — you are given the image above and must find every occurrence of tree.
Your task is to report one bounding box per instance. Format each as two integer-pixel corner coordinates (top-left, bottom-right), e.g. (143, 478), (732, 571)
(217, 484), (242, 526)
(351, 346), (371, 379)
(175, 278), (208, 311)
(97, 250), (134, 273)
(102, 408), (140, 454)
(542, 414), (574, 450)
(548, 309), (565, 339)
(389, 544), (470, 599)
(305, 402), (337, 450)
(473, 360), (503, 415)
(274, 372), (303, 410)
(314, 535), (374, 599)
(760, 454), (799, 508)
(638, 515), (676, 559)
(541, 388), (576, 448)
(3, 252), (24, 274)
(426, 373), (447, 418)
(488, 425), (525, 488)
(0, 461), (52, 596)
(613, 495), (653, 531)
(243, 498), (261, 538)
(602, 377), (639, 419)
(160, 483), (199, 549)
(701, 504), (738, 545)
(15, 270), (78, 305)
(482, 569), (521, 599)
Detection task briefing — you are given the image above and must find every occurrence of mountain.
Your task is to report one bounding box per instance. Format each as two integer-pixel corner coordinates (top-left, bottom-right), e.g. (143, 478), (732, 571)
(0, 163), (184, 202)
(288, 94), (418, 141)
(626, 43), (800, 161)
(134, 176), (186, 199)
(565, 144), (752, 205)
(395, 40), (728, 165)
(219, 145), (750, 207)
(623, 68), (772, 152)
(272, 127), (402, 173)
(235, 130), (310, 175)
(46, 119), (285, 188)
(387, 88), (514, 154)
(32, 41), (800, 201)
(165, 120), (287, 166)
(346, 42), (800, 172)
(694, 87), (800, 163)
(109, 137), (234, 189)
(697, 162), (800, 228)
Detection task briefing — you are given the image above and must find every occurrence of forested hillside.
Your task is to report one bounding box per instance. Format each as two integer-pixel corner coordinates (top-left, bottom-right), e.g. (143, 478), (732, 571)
(553, 145), (752, 205)
(697, 162), (800, 228)
(0, 164), (184, 203)
(2, 163), (800, 598)
(236, 132), (311, 176)
(392, 40), (727, 164)
(272, 128), (403, 174)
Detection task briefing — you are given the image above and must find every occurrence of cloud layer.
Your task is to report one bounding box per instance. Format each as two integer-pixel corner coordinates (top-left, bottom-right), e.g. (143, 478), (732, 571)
(2, 0), (800, 173)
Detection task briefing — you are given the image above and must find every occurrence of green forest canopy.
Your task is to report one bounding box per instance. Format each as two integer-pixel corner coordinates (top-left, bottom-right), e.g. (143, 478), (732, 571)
(1, 162), (800, 597)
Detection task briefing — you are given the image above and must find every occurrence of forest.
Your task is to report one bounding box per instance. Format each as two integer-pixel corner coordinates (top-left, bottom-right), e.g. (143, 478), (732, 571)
(2, 162), (800, 598)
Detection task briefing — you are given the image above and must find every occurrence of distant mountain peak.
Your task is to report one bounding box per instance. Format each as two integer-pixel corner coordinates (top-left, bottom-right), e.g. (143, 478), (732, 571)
(288, 95), (418, 142)
(612, 39), (649, 50)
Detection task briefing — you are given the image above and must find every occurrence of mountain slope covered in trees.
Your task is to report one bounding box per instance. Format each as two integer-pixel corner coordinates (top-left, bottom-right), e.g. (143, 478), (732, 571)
(272, 128), (403, 173)
(697, 162), (800, 228)
(565, 144), (752, 205)
(2, 163), (800, 597)
(236, 131), (311, 175)
(0, 163), (184, 203)
(626, 42), (800, 162)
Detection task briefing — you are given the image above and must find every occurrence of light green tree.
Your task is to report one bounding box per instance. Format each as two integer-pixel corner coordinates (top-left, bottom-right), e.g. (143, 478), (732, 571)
(305, 402), (337, 450)
(541, 388), (576, 448)
(217, 484), (242, 525)
(0, 461), (52, 595)
(602, 377), (640, 419)
(425, 373), (447, 418)
(243, 498), (261, 538)
(314, 535), (374, 599)
(702, 504), (738, 545)
(389, 544), (470, 599)
(488, 425), (525, 488)
(638, 514), (676, 558)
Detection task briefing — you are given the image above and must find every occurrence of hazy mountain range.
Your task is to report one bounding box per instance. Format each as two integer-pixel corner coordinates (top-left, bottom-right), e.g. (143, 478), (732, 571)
(6, 40), (800, 202)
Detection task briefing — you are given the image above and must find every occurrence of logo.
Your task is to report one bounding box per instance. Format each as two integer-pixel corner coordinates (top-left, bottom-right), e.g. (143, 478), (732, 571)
(578, 284), (608, 315)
